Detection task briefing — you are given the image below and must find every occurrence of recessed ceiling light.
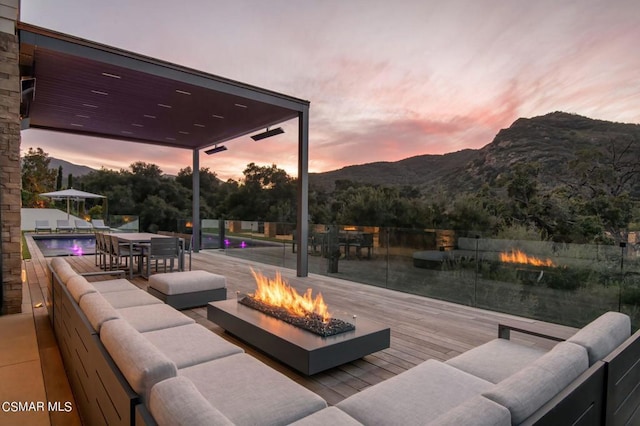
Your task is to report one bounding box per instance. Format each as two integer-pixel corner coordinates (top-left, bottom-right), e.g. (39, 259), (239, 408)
(70, 123), (83, 127)
(121, 130), (133, 134)
(91, 90), (109, 96)
(157, 103), (172, 108)
(143, 114), (156, 119)
(175, 89), (191, 95)
(131, 123), (144, 127)
(165, 137), (176, 141)
(75, 114), (90, 118)
(212, 114), (224, 119)
(234, 103), (248, 108)
(193, 124), (205, 128)
(179, 131), (190, 135)
(102, 72), (121, 79)
(82, 103), (98, 108)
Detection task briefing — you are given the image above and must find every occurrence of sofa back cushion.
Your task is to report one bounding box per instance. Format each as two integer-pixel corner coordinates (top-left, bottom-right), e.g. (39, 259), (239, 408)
(482, 341), (588, 424)
(50, 257), (68, 272)
(100, 318), (177, 404)
(567, 311), (631, 365)
(67, 275), (97, 303)
(149, 377), (233, 426)
(52, 260), (77, 284)
(79, 292), (121, 333)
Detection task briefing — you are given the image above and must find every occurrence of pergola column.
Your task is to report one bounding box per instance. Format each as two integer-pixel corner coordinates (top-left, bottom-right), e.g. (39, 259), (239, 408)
(192, 148), (200, 252)
(296, 106), (310, 277)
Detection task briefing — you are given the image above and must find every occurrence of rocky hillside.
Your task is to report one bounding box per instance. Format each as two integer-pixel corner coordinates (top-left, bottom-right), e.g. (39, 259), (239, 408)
(49, 158), (96, 178)
(310, 112), (640, 196)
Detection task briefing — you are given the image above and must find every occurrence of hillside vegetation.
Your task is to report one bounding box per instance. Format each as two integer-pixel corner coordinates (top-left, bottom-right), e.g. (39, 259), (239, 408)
(25, 112), (639, 243)
(310, 112), (640, 198)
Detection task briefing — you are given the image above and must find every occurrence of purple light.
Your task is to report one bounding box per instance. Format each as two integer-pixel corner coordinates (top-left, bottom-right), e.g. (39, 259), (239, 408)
(72, 245), (83, 256)
(224, 239), (230, 246)
(240, 241), (247, 248)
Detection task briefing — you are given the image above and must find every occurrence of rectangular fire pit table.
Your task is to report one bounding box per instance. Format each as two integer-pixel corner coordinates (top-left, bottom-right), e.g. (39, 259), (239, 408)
(207, 299), (390, 375)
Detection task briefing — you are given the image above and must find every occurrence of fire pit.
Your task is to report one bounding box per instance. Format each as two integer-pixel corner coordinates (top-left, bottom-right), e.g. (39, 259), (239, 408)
(208, 270), (390, 375)
(238, 269), (355, 337)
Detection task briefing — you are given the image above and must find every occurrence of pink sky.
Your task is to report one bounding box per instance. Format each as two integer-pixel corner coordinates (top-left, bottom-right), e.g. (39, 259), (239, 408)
(19, 0), (640, 180)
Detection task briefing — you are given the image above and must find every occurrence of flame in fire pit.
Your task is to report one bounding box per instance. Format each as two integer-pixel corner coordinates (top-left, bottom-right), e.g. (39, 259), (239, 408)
(500, 249), (555, 267)
(250, 269), (331, 322)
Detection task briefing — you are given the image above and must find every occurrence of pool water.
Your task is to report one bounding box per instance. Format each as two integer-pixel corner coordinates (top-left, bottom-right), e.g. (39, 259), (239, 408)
(33, 235), (96, 257)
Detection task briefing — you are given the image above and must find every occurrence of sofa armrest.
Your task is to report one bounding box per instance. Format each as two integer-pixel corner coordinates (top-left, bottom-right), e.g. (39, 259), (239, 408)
(519, 360), (606, 426)
(603, 328), (640, 426)
(498, 322), (567, 342)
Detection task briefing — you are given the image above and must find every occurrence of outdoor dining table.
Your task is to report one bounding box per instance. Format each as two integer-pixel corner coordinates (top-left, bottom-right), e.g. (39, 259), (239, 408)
(110, 232), (184, 279)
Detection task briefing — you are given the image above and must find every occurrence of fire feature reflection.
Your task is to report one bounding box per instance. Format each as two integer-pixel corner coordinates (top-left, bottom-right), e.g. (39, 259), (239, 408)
(500, 249), (555, 267)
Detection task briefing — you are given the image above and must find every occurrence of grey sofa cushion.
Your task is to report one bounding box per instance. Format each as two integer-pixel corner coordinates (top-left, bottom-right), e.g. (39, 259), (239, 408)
(79, 292), (121, 332)
(149, 270), (226, 294)
(337, 360), (493, 425)
(117, 304), (195, 332)
(101, 289), (163, 309)
(290, 407), (363, 425)
(446, 338), (547, 383)
(567, 311), (631, 365)
(66, 275), (97, 303)
(143, 323), (243, 369)
(100, 318), (177, 405)
(149, 377), (233, 426)
(428, 395), (511, 425)
(482, 341), (588, 424)
(180, 353), (327, 425)
(91, 279), (139, 293)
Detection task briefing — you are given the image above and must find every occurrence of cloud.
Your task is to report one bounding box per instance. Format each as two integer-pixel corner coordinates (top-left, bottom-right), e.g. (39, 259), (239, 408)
(19, 0), (640, 180)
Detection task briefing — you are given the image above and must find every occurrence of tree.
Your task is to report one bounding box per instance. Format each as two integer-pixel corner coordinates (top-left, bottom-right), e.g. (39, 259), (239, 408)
(56, 166), (63, 190)
(567, 137), (640, 243)
(222, 163), (296, 222)
(21, 147), (57, 207)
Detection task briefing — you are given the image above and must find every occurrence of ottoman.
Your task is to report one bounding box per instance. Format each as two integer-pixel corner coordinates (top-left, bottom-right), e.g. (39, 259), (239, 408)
(148, 270), (226, 309)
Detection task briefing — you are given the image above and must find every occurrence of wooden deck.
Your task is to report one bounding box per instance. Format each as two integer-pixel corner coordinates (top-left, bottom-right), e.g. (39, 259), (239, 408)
(24, 234), (578, 408)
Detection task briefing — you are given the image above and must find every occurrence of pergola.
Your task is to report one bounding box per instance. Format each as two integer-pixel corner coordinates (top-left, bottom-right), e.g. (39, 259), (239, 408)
(18, 22), (310, 276)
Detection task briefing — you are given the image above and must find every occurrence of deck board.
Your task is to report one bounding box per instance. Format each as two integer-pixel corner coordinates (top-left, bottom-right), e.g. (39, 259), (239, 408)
(25, 235), (578, 407)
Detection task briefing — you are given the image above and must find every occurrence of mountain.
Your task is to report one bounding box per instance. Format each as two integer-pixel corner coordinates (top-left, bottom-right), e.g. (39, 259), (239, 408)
(310, 112), (640, 195)
(49, 158), (96, 177)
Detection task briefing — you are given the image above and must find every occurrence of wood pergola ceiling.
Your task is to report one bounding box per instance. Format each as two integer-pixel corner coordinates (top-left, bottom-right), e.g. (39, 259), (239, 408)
(18, 22), (308, 151)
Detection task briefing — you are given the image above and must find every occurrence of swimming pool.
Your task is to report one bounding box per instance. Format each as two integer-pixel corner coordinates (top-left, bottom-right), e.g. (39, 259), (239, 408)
(33, 234), (96, 257)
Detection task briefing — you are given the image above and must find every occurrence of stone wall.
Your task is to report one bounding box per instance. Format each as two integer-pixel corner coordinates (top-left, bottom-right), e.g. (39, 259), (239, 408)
(0, 0), (22, 314)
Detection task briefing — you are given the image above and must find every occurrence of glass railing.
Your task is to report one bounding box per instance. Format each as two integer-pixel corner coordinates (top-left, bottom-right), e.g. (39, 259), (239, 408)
(199, 220), (640, 330)
(107, 215), (140, 232)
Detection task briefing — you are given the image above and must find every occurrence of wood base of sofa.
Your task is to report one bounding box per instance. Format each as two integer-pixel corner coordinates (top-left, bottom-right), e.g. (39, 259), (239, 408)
(148, 287), (226, 310)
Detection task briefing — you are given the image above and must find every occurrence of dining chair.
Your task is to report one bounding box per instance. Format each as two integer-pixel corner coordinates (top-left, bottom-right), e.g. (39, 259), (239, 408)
(109, 235), (142, 272)
(143, 237), (180, 278)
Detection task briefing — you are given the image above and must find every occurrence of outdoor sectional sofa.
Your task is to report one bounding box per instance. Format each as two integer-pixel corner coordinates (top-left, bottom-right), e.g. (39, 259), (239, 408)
(48, 257), (640, 425)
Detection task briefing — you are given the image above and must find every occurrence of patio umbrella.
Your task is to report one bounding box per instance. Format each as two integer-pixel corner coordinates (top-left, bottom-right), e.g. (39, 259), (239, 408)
(39, 188), (106, 219)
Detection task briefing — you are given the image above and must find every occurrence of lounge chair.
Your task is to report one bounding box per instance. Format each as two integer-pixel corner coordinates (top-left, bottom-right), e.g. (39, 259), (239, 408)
(56, 220), (74, 232)
(74, 219), (94, 232)
(91, 219), (110, 231)
(35, 220), (52, 233)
